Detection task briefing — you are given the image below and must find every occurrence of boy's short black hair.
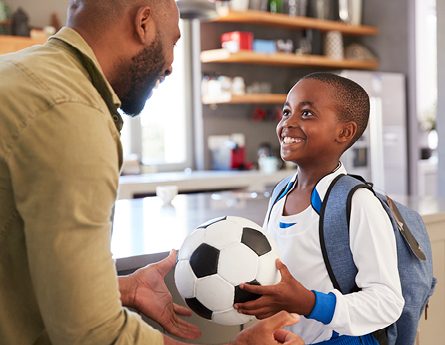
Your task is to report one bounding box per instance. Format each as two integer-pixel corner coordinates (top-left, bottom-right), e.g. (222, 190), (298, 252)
(301, 72), (370, 150)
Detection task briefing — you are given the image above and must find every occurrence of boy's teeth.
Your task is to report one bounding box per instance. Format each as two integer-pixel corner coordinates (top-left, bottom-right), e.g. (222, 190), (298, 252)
(283, 137), (302, 143)
(154, 79), (160, 89)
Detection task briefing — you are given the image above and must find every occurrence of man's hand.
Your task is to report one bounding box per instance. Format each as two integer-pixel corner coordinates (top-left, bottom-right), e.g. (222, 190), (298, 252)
(234, 260), (315, 319)
(119, 250), (201, 340)
(231, 311), (304, 345)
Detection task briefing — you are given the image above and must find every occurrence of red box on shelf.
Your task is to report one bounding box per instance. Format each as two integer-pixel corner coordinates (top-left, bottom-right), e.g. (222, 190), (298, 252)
(221, 31), (254, 52)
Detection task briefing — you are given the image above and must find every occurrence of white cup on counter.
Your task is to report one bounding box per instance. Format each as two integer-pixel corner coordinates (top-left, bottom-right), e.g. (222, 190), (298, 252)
(259, 156), (281, 174)
(156, 185), (178, 205)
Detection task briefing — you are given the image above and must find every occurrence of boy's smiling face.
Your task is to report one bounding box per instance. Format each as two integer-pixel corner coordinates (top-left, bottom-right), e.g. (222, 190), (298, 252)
(277, 78), (347, 166)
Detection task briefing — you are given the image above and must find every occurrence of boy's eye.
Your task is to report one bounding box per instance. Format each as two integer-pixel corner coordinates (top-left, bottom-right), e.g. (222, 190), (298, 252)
(302, 109), (314, 117)
(282, 109), (290, 117)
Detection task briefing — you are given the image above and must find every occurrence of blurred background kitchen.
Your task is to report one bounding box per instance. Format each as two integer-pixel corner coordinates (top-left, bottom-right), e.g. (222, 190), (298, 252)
(1, 0), (445, 343)
(1, 0), (442, 198)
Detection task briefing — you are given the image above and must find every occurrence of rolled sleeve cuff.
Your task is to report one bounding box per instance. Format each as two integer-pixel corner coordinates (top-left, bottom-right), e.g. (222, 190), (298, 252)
(306, 290), (336, 325)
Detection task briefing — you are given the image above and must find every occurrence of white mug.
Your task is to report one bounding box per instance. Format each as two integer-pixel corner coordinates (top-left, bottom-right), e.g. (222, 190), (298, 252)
(156, 185), (178, 204)
(259, 156), (281, 174)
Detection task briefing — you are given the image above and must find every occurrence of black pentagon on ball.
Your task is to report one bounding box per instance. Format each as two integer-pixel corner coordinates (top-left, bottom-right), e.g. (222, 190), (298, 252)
(234, 280), (262, 304)
(190, 243), (220, 278)
(241, 227), (272, 256)
(185, 297), (213, 320)
(196, 216), (227, 229)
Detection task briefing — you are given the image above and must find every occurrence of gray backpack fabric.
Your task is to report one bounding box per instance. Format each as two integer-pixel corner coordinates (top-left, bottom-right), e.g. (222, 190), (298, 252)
(266, 174), (437, 345)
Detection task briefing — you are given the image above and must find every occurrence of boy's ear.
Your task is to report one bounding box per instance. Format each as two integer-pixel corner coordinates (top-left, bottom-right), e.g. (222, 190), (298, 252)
(134, 6), (156, 45)
(337, 121), (357, 144)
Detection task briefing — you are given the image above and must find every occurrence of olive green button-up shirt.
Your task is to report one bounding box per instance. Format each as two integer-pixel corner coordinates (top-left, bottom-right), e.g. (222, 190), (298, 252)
(0, 27), (163, 345)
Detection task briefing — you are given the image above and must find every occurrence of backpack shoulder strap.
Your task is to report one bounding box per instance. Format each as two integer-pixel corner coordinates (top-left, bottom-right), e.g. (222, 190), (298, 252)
(319, 174), (373, 294)
(265, 175), (294, 226)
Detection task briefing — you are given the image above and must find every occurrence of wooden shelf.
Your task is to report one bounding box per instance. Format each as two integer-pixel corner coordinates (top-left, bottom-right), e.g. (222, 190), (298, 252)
(201, 49), (379, 69)
(0, 35), (47, 55)
(202, 93), (287, 104)
(215, 7), (378, 36)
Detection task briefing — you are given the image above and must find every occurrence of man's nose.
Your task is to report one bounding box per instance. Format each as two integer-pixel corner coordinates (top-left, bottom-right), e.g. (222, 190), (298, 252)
(165, 65), (173, 77)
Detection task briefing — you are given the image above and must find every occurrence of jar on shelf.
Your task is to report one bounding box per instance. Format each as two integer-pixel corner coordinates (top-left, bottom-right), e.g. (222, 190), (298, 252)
(268, 0), (283, 13)
(284, 0), (307, 17)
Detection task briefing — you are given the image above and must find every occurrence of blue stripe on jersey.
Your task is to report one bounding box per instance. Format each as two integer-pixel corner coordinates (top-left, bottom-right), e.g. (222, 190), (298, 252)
(277, 181), (295, 202)
(279, 222), (297, 228)
(311, 188), (322, 214)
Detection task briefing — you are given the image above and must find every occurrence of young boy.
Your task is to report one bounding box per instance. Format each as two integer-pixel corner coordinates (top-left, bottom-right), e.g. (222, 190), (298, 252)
(234, 72), (404, 344)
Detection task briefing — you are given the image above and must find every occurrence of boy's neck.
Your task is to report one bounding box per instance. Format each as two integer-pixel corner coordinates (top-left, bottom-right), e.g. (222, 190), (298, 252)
(296, 162), (340, 189)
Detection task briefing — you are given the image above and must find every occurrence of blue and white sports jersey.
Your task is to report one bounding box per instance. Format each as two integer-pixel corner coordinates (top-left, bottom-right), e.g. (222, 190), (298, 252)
(263, 162), (404, 344)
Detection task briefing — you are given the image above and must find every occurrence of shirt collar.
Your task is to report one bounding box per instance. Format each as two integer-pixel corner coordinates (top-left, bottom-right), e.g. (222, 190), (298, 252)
(45, 27), (123, 131)
(311, 162), (346, 214)
(280, 162), (347, 214)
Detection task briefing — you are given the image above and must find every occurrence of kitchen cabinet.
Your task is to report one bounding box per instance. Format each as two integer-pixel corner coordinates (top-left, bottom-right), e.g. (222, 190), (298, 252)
(202, 92), (286, 104)
(0, 34), (46, 55)
(201, 8), (379, 105)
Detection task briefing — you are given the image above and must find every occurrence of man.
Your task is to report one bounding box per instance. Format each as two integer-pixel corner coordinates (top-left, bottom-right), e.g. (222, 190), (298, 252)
(0, 0), (304, 344)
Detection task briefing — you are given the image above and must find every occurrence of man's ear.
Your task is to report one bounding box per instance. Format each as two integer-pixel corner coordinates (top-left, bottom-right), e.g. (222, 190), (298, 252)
(134, 6), (156, 45)
(337, 121), (357, 144)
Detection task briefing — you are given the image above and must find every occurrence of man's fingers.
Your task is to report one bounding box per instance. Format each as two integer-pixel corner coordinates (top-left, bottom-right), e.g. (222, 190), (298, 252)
(164, 317), (202, 340)
(260, 311), (300, 333)
(274, 329), (304, 344)
(153, 249), (177, 276)
(173, 303), (192, 317)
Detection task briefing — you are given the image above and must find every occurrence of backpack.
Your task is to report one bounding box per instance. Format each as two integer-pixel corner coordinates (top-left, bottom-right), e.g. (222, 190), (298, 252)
(267, 173), (437, 345)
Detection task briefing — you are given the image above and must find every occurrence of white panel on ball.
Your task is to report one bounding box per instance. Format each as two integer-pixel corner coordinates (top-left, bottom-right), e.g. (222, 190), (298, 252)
(213, 308), (254, 326)
(174, 260), (197, 299)
(178, 228), (206, 261)
(226, 216), (262, 230)
(196, 275), (234, 311)
(256, 250), (282, 286)
(218, 243), (259, 285)
(204, 220), (242, 250)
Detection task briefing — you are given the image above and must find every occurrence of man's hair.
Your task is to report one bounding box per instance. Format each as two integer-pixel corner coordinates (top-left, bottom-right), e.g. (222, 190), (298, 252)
(301, 72), (370, 150)
(68, 0), (172, 31)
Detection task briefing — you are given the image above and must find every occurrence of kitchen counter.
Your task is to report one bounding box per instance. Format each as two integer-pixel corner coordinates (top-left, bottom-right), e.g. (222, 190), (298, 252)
(117, 169), (294, 199)
(112, 190), (273, 272)
(111, 191), (445, 344)
(111, 191), (445, 270)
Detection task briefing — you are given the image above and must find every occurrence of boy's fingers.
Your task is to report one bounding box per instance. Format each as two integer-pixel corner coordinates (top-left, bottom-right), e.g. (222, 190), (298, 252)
(276, 259), (291, 277)
(234, 300), (261, 313)
(239, 282), (271, 294)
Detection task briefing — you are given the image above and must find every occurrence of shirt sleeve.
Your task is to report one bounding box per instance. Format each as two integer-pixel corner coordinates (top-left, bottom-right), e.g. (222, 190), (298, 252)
(327, 188), (404, 336)
(9, 102), (164, 345)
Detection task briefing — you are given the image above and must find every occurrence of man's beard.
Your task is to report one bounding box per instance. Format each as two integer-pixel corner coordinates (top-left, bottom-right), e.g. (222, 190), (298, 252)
(110, 35), (165, 117)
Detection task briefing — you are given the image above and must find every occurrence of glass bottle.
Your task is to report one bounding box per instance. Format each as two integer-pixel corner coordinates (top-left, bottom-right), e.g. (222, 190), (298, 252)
(268, 0), (283, 13)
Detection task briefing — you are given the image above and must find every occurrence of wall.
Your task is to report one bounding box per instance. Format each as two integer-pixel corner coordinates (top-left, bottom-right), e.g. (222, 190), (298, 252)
(199, 0), (418, 175)
(5, 0), (69, 28)
(360, 0), (418, 194)
(437, 1), (445, 197)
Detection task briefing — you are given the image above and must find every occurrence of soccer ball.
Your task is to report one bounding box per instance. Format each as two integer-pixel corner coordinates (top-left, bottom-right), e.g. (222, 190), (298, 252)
(174, 216), (281, 325)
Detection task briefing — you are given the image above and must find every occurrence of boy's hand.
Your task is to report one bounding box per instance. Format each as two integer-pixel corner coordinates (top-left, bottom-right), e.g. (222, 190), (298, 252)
(234, 259), (316, 319)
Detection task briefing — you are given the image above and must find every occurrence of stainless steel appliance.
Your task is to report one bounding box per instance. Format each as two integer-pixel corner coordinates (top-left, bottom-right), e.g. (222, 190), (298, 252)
(337, 70), (408, 195)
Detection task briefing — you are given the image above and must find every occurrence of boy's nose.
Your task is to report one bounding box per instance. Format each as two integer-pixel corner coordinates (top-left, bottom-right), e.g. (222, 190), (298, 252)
(282, 115), (299, 127)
